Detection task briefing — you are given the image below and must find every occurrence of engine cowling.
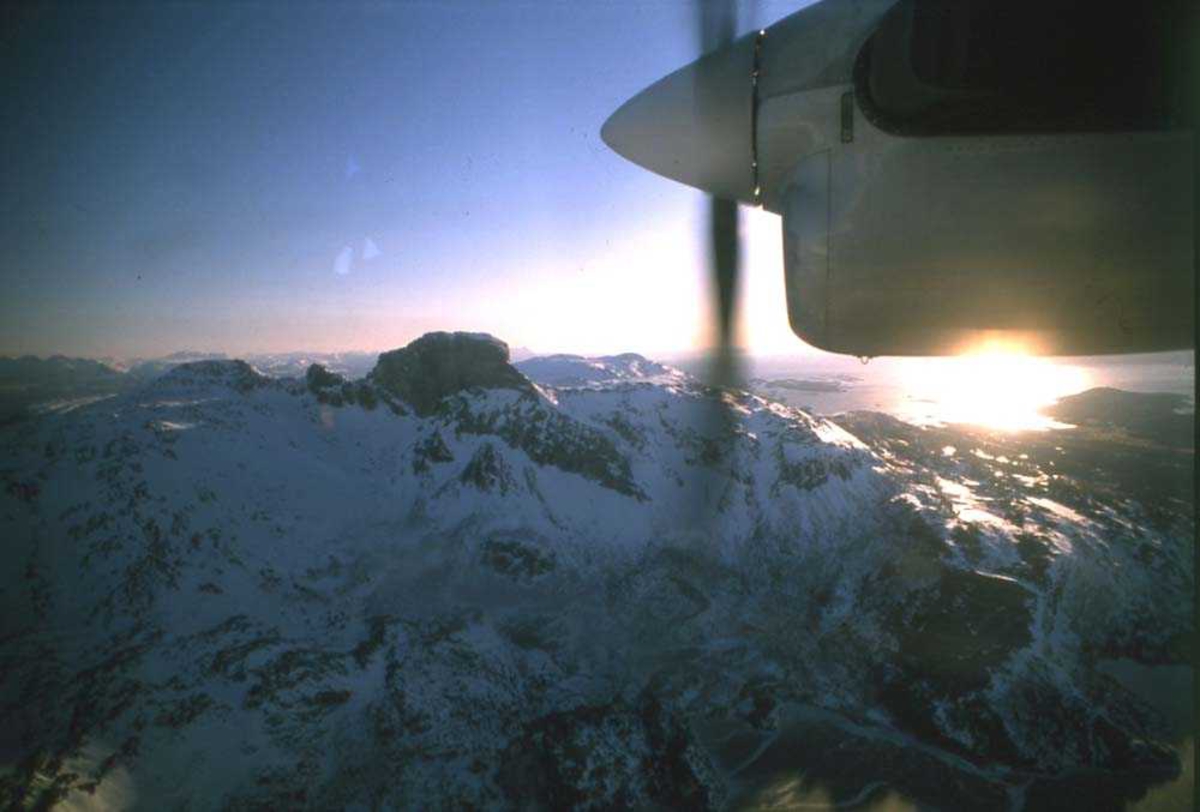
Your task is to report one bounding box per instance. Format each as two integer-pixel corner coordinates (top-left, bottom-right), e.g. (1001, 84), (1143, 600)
(777, 0), (1195, 356)
(782, 128), (1194, 356)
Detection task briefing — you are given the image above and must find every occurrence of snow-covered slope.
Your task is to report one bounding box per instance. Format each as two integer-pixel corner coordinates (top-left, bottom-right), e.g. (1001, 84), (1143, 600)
(0, 333), (1191, 809)
(516, 352), (682, 388)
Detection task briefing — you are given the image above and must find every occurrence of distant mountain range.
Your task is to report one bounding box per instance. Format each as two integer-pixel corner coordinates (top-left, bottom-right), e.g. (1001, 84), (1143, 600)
(0, 355), (131, 424)
(0, 347), (664, 425)
(1, 332), (1191, 809)
(751, 377), (849, 394)
(124, 351), (380, 383)
(515, 352), (680, 387)
(0, 351), (379, 424)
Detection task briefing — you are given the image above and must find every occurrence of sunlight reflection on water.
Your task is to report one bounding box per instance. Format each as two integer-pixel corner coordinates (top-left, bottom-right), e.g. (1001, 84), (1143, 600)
(894, 353), (1093, 431)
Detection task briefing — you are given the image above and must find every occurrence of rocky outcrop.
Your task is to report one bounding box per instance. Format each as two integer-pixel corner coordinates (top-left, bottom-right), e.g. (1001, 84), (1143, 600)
(443, 394), (646, 499)
(305, 363), (346, 393)
(459, 442), (517, 494)
(497, 694), (725, 810)
(369, 332), (533, 416)
(305, 363), (380, 410)
(155, 359), (270, 393)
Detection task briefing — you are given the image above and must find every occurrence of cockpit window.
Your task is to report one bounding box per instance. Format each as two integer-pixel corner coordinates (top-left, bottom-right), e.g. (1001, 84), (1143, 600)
(856, 0), (1194, 136)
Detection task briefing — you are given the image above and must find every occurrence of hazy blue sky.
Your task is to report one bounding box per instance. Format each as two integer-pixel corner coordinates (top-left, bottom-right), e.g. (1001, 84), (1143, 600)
(1, 0), (814, 359)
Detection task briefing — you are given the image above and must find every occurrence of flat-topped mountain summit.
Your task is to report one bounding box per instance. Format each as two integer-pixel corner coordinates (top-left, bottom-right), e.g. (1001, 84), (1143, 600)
(369, 331), (534, 415)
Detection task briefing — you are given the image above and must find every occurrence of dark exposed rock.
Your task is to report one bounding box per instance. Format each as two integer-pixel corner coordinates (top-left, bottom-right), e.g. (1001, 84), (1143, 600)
(306, 365), (382, 410)
(353, 382), (379, 410)
(496, 693), (724, 810)
(306, 363), (348, 406)
(499, 614), (562, 651)
(459, 442), (516, 494)
(154, 693), (215, 729)
(446, 397), (646, 499)
(481, 538), (556, 579)
(305, 363), (345, 393)
(160, 360), (270, 394)
(722, 711), (1012, 811)
(868, 521), (1036, 765)
(772, 450), (854, 493)
(892, 568), (1034, 693)
(370, 332), (533, 416)
(1014, 531), (1054, 584)
(243, 648), (347, 710)
(411, 431), (453, 474)
(352, 615), (394, 669)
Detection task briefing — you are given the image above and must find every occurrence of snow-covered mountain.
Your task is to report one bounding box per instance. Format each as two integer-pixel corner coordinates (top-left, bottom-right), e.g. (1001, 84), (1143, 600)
(127, 351), (378, 383)
(516, 352), (682, 387)
(242, 351), (378, 381)
(0, 333), (1191, 809)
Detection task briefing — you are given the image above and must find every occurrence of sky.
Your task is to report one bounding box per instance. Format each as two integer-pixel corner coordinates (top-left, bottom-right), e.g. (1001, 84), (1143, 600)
(1, 0), (816, 360)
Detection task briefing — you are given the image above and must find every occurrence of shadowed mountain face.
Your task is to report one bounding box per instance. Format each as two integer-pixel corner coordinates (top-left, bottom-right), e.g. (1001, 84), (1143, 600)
(0, 356), (125, 389)
(371, 331), (534, 416)
(0, 356), (130, 424)
(0, 334), (1192, 810)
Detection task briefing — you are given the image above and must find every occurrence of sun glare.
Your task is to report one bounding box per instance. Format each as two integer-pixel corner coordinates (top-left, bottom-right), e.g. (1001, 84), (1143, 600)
(897, 349), (1093, 431)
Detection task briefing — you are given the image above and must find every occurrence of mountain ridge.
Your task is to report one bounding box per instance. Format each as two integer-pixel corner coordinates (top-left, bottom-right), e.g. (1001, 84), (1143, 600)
(0, 332), (1191, 809)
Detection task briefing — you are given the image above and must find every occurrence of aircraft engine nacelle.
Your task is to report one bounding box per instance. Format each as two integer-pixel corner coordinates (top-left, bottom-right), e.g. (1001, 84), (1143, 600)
(780, 124), (1194, 357)
(603, 0), (1196, 357)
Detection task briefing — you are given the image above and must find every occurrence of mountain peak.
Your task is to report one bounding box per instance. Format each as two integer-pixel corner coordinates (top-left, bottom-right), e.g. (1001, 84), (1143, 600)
(369, 331), (533, 415)
(155, 359), (270, 392)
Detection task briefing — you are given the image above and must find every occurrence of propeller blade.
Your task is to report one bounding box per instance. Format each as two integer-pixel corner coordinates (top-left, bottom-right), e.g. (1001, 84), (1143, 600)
(696, 0), (741, 389)
(690, 0), (743, 536)
(697, 0), (741, 388)
(698, 0), (736, 52)
(709, 195), (739, 386)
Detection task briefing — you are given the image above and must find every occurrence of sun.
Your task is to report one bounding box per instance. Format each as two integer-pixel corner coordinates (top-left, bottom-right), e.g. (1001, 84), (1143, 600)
(896, 346), (1093, 431)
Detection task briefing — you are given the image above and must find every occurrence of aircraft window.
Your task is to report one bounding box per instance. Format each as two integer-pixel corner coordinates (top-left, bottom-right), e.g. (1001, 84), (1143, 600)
(855, 0), (1194, 136)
